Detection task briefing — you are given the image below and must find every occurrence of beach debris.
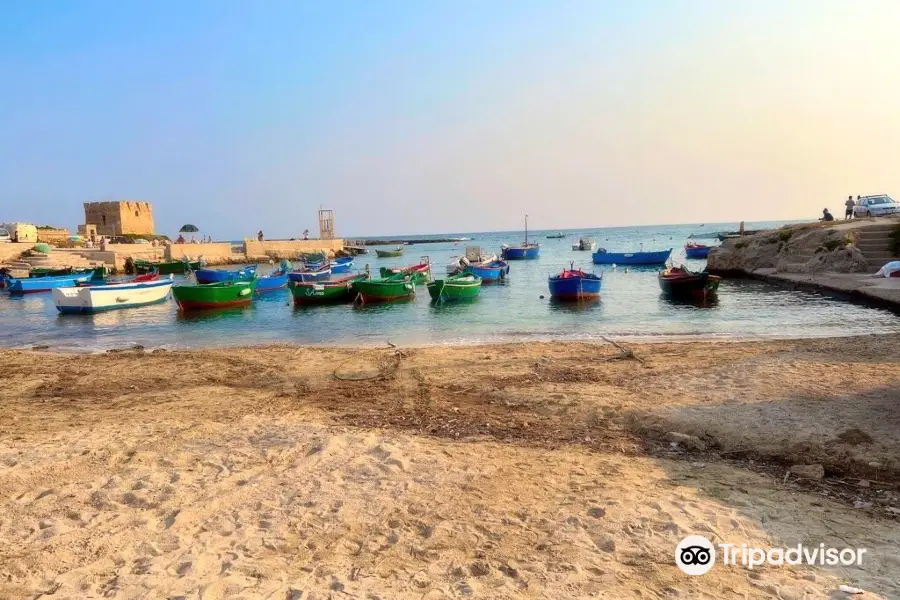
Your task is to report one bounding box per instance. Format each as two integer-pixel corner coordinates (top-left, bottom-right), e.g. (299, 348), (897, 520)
(599, 336), (646, 366)
(857, 479), (870, 488)
(853, 500), (873, 510)
(31, 345), (50, 351)
(838, 584), (865, 594)
(789, 464), (825, 480)
(666, 432), (707, 452)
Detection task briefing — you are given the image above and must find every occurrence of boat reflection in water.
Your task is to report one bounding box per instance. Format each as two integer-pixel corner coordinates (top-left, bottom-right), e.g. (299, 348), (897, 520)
(547, 296), (602, 313)
(659, 294), (720, 310)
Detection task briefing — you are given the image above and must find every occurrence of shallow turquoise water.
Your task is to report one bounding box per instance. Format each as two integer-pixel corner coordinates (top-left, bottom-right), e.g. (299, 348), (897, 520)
(3, 222), (899, 351)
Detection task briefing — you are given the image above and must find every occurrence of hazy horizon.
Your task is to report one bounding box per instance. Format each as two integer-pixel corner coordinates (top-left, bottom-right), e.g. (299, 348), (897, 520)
(3, 1), (898, 238)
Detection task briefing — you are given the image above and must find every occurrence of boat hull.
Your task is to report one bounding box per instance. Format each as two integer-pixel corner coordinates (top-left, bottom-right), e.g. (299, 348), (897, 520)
(354, 278), (415, 303)
(195, 266), (256, 285)
(685, 246), (712, 259)
(330, 261), (354, 274)
(658, 269), (721, 297)
(256, 272), (288, 292)
(592, 249), (672, 265)
(465, 260), (509, 282)
(53, 279), (174, 314)
(290, 275), (366, 305)
(172, 280), (257, 310)
(548, 273), (603, 300)
(501, 244), (540, 260)
(288, 268), (331, 282)
(7, 273), (92, 295)
(375, 249), (404, 258)
(427, 275), (482, 301)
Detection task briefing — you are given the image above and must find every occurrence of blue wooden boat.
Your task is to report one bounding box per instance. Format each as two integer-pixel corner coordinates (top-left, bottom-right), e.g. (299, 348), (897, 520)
(288, 265), (331, 282)
(684, 243), (712, 259)
(592, 248), (672, 265)
(195, 265), (257, 285)
(330, 257), (354, 274)
(548, 265), (602, 300)
(501, 214), (540, 260)
(501, 244), (540, 260)
(465, 260), (509, 282)
(7, 272), (93, 295)
(256, 270), (289, 292)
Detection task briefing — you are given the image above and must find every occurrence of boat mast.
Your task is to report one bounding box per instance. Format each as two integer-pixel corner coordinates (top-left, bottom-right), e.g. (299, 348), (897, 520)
(525, 213), (528, 245)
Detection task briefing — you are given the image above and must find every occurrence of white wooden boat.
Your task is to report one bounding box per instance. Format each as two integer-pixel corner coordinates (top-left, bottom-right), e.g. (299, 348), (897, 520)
(53, 276), (174, 314)
(447, 247), (498, 274)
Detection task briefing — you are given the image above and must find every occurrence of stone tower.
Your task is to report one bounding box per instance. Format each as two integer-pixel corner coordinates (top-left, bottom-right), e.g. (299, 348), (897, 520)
(83, 201), (155, 236)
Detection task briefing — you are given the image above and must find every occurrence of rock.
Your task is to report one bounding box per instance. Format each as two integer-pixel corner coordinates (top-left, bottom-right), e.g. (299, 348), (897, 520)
(587, 507), (606, 519)
(665, 432), (707, 452)
(592, 535), (616, 553)
(853, 501), (873, 510)
(857, 480), (870, 488)
(789, 464), (825, 480)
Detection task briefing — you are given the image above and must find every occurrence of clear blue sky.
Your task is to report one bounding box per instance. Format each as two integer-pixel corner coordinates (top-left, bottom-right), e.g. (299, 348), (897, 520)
(2, 1), (899, 238)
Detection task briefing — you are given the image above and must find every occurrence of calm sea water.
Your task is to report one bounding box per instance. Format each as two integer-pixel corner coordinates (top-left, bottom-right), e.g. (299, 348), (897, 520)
(3, 221), (899, 352)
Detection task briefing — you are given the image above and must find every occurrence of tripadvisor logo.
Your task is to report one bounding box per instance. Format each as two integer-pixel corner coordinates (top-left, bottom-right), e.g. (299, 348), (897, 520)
(675, 536), (867, 575)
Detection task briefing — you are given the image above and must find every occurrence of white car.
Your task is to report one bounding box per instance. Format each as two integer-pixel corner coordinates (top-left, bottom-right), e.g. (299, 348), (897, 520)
(853, 194), (900, 218)
(0, 228), (9, 243)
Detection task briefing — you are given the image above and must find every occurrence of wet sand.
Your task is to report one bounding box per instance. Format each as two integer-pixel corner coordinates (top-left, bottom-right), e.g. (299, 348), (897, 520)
(1, 336), (899, 599)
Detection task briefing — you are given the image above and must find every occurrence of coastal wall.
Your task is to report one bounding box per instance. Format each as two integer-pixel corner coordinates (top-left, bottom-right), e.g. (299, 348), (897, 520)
(243, 238), (345, 260)
(166, 243), (234, 262)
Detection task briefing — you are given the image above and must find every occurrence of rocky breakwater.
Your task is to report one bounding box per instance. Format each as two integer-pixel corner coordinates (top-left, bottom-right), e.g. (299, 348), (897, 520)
(708, 221), (871, 276)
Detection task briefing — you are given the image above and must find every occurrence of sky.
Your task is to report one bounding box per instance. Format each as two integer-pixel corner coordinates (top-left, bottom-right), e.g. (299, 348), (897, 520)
(2, 0), (900, 238)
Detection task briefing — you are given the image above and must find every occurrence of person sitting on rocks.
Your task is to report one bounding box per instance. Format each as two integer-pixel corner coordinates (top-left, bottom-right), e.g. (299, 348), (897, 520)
(820, 208), (834, 222)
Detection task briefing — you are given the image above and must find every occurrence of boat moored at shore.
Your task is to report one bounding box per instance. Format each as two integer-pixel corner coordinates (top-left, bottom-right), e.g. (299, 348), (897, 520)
(592, 248), (672, 265)
(54, 276), (174, 314)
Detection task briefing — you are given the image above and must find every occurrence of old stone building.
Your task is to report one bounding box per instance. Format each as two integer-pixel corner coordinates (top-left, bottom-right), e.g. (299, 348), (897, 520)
(83, 201), (155, 236)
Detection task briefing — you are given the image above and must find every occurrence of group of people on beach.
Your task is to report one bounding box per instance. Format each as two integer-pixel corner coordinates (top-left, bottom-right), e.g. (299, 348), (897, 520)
(175, 234), (213, 244)
(821, 195), (863, 222)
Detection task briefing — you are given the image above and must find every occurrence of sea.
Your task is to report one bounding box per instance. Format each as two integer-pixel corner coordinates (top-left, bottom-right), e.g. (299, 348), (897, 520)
(3, 221), (900, 352)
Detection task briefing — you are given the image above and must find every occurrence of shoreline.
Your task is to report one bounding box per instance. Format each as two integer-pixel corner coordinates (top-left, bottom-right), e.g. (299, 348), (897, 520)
(14, 328), (900, 355)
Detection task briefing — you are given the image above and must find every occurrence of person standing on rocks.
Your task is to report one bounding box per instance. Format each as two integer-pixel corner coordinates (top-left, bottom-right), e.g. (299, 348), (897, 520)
(845, 195), (855, 220)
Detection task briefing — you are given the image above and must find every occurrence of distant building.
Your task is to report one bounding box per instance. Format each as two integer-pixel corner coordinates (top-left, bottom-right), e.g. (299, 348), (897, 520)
(83, 201), (154, 236)
(36, 227), (70, 244)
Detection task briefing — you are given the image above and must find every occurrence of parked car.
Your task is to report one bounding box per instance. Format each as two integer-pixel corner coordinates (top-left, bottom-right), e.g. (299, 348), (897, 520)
(853, 194), (900, 218)
(0, 228), (10, 243)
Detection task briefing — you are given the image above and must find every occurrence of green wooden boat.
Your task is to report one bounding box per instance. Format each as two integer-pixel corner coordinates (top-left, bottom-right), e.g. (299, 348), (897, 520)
(379, 261), (430, 284)
(375, 247), (404, 258)
(135, 259), (202, 275)
(353, 273), (415, 303)
(427, 273), (482, 302)
(290, 274), (367, 305)
(172, 279), (257, 310)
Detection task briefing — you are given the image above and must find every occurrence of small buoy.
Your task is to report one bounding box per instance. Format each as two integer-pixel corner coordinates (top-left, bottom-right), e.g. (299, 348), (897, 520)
(539, 295), (545, 299)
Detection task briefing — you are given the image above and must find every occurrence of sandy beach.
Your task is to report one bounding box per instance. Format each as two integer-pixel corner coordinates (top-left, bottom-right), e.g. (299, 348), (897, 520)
(2, 336), (900, 599)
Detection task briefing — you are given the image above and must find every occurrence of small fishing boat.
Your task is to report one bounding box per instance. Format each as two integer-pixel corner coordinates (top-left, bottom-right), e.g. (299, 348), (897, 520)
(375, 246), (404, 258)
(546, 232), (566, 239)
(53, 276), (174, 314)
(427, 273), (482, 302)
(684, 242), (712, 259)
(195, 265), (257, 285)
(256, 270), (289, 292)
(379, 259), (431, 284)
(134, 259), (202, 275)
(571, 237), (597, 251)
(29, 266), (86, 278)
(447, 247), (498, 274)
(290, 273), (367, 305)
(501, 214), (540, 260)
(353, 273), (416, 303)
(548, 265), (602, 300)
(330, 257), (354, 274)
(172, 279), (258, 310)
(658, 265), (720, 298)
(288, 264), (332, 282)
(592, 248), (672, 265)
(464, 260), (509, 283)
(7, 272), (94, 295)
